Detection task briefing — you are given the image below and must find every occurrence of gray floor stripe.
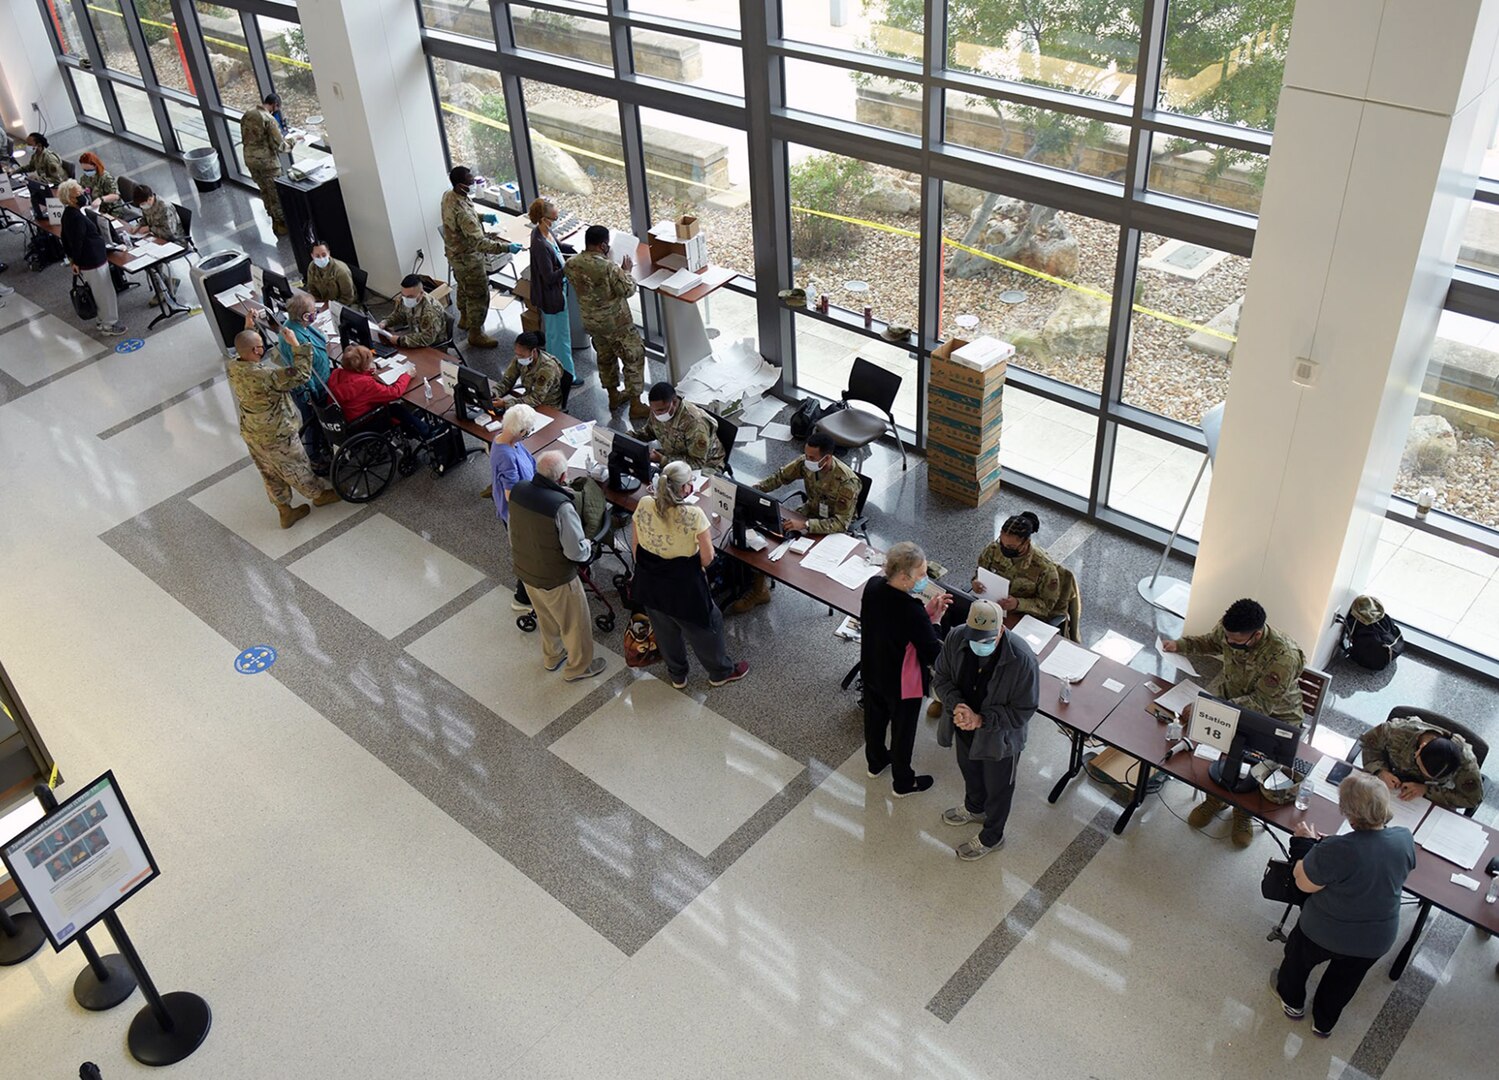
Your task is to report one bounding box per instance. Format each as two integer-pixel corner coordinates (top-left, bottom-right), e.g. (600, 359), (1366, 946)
(1049, 520), (1098, 563)
(1347, 911), (1468, 1078)
(927, 803), (1114, 1023)
(98, 372), (230, 439)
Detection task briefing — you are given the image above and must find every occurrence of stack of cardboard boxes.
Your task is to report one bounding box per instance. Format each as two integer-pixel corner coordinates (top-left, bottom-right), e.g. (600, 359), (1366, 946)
(927, 335), (1012, 507)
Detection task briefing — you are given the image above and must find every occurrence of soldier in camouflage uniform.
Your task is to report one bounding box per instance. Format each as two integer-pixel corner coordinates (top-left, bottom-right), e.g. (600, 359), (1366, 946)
(129, 185), (185, 304)
(729, 431), (861, 614)
(1360, 716), (1483, 811)
(442, 166), (515, 349)
(23, 132), (66, 186)
(641, 382), (724, 472)
(227, 325), (340, 528)
(1164, 597), (1307, 847)
(240, 94), (295, 237)
(497, 331), (566, 408)
(380, 275), (448, 348)
(304, 239), (357, 307)
(973, 511), (1062, 621)
(564, 225), (648, 418)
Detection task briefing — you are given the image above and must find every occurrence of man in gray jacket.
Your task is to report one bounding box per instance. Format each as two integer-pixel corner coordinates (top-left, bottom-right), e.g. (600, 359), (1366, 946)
(932, 601), (1040, 861)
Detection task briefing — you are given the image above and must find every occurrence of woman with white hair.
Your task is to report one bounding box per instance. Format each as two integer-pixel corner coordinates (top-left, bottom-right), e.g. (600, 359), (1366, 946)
(1272, 770), (1416, 1036)
(630, 460), (747, 689)
(491, 403), (539, 612)
(269, 290), (333, 470)
(57, 178), (125, 336)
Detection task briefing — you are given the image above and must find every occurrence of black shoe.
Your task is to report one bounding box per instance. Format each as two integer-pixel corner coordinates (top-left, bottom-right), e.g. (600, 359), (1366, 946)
(866, 762), (889, 778)
(892, 775), (935, 798)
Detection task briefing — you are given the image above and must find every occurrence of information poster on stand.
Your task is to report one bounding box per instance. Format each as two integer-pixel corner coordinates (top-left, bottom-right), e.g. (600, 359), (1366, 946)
(0, 771), (158, 950)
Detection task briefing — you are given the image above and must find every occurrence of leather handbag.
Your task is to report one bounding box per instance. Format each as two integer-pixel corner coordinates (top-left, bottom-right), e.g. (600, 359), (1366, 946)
(70, 272), (98, 321)
(622, 612), (660, 668)
(1261, 859), (1307, 906)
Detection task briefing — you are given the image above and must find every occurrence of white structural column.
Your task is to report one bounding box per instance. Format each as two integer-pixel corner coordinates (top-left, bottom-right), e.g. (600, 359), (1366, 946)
(295, 0), (450, 293)
(0, 0), (75, 141)
(1189, 0), (1499, 663)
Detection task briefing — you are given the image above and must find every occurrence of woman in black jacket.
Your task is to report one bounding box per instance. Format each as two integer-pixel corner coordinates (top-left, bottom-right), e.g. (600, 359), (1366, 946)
(859, 541), (953, 795)
(527, 196), (574, 376)
(57, 179), (125, 336)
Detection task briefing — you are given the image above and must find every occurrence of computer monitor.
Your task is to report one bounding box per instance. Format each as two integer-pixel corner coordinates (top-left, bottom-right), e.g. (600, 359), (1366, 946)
(28, 180), (49, 220)
(454, 365), (496, 422)
(1195, 695), (1300, 794)
(730, 481), (782, 547)
(262, 268), (293, 309)
(339, 304), (373, 351)
(606, 430), (654, 493)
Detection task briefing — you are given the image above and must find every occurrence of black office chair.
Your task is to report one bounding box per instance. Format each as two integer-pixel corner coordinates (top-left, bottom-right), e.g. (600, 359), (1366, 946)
(171, 202), (197, 253)
(116, 175), (136, 204)
(704, 408), (735, 476)
(62, 159), (76, 180)
(814, 357), (907, 471)
(434, 310), (462, 361)
(349, 264), (370, 312)
(558, 369), (575, 410)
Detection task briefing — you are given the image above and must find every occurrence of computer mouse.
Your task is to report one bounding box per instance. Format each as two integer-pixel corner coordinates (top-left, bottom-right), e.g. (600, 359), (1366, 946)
(1486, 855), (1499, 876)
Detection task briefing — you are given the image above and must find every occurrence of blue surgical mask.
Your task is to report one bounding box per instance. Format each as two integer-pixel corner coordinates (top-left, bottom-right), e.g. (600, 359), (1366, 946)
(910, 575), (929, 594)
(82, 167), (96, 176)
(969, 639), (997, 657)
(401, 294), (420, 308)
(313, 255), (331, 269)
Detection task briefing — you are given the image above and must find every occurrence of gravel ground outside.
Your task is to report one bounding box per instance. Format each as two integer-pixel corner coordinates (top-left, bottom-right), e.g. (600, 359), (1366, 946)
(1395, 431), (1499, 529)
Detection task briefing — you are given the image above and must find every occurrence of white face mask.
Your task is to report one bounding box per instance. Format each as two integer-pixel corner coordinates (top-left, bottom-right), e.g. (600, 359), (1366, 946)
(652, 408), (673, 423)
(401, 294), (420, 308)
(516, 353), (533, 367)
(312, 255), (330, 268)
(805, 456), (824, 473)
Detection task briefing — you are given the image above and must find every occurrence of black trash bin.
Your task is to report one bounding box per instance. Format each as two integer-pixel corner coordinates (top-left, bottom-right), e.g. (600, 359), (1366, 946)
(185, 147), (222, 193)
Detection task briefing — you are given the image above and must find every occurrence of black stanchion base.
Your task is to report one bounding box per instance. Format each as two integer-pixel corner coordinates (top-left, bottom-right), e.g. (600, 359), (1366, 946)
(127, 991), (211, 1066)
(0, 912), (46, 966)
(74, 953), (138, 1011)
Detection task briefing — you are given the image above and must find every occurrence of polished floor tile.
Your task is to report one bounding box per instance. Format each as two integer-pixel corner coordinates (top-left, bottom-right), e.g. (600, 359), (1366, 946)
(0, 312), (106, 385)
(190, 460), (364, 559)
(550, 674), (805, 856)
(0, 290), (41, 331)
(405, 585), (622, 736)
(288, 513), (486, 638)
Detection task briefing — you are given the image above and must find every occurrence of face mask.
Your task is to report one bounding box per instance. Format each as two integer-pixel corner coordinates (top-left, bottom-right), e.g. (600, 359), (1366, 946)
(999, 543), (1023, 559)
(312, 255), (330, 269)
(401, 295), (420, 308)
(82, 168), (96, 176)
(805, 457), (824, 473)
(652, 409), (672, 423)
(516, 354), (533, 367)
(303, 313), (316, 325)
(1227, 637), (1255, 651)
(910, 575), (929, 594)
(458, 183), (472, 197)
(969, 639), (997, 658)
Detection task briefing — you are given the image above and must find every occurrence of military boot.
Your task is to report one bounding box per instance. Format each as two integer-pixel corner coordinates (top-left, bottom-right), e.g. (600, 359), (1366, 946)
(727, 572), (772, 615)
(628, 399), (651, 421)
(457, 312), (469, 332)
(278, 503), (310, 529)
(467, 330), (499, 349)
(607, 388), (629, 410)
(927, 698), (942, 719)
(1187, 795), (1227, 830)
(1231, 809), (1257, 849)
(312, 489), (341, 507)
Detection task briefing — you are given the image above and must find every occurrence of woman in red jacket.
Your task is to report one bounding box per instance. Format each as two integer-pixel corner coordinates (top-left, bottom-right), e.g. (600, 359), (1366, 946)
(327, 345), (439, 439)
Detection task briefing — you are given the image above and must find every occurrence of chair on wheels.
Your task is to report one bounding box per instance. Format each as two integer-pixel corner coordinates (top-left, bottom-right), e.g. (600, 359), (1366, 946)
(813, 357), (907, 472)
(1351, 707), (1488, 815)
(558, 370), (575, 410)
(704, 408), (735, 476)
(171, 202), (198, 253)
(787, 472), (874, 540)
(116, 175), (137, 204)
(433, 310), (462, 362)
(349, 264), (370, 313)
(1053, 565), (1083, 643)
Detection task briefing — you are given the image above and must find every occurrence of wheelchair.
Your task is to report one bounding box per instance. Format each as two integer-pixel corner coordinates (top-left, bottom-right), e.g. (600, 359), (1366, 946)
(311, 396), (459, 503)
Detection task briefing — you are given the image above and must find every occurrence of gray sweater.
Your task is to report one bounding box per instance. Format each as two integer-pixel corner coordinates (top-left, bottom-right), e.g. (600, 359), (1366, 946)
(933, 628), (1040, 761)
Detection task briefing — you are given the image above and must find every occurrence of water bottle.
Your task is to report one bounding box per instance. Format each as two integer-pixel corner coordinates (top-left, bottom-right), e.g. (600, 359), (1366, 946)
(1058, 678), (1071, 705)
(1295, 777), (1314, 812)
(423, 377), (433, 402)
(1486, 875), (1498, 904)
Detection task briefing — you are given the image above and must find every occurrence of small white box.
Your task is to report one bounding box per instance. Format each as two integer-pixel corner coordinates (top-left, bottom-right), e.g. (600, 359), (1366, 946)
(951, 335), (1015, 371)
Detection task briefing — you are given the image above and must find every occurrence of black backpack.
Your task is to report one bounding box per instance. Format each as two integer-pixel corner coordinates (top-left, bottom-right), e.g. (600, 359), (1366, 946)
(789, 396), (843, 440)
(1339, 595), (1404, 671)
(25, 230), (64, 271)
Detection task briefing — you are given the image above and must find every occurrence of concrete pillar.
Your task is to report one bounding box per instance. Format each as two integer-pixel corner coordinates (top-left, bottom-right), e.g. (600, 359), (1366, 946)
(294, 0), (450, 294)
(0, 0), (75, 143)
(1189, 0), (1499, 662)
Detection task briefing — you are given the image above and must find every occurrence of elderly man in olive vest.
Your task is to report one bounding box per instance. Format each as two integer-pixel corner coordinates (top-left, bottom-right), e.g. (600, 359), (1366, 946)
(507, 451), (606, 683)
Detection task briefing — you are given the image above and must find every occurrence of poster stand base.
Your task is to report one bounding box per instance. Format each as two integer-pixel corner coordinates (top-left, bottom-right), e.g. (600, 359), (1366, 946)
(128, 991), (212, 1066)
(74, 952), (138, 1011)
(0, 909), (46, 965)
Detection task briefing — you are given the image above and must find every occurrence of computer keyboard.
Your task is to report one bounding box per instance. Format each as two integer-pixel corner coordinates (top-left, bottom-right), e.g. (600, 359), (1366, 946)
(1293, 756), (1316, 780)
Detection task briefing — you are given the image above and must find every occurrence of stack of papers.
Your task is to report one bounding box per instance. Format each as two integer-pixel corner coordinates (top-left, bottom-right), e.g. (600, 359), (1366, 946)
(677, 340), (780, 408)
(799, 534), (862, 575)
(557, 421), (596, 450)
(827, 558), (881, 591)
(213, 282), (257, 308)
(659, 269), (704, 296)
(1039, 639), (1100, 682)
(1150, 680), (1204, 720)
(376, 363), (414, 385)
(639, 268), (675, 290)
(1012, 615), (1060, 654)
(740, 397), (785, 427)
(1414, 809), (1490, 870)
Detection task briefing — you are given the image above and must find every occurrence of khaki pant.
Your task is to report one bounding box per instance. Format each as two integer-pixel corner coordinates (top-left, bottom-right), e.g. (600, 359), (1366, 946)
(527, 577), (593, 679)
(590, 327), (645, 397)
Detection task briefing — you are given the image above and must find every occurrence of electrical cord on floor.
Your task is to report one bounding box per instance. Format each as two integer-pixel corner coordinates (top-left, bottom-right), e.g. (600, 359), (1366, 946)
(1153, 787), (1236, 841)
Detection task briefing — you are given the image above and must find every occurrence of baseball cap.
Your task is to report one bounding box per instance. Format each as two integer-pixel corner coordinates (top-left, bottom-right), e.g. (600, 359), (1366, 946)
(967, 600), (1001, 637)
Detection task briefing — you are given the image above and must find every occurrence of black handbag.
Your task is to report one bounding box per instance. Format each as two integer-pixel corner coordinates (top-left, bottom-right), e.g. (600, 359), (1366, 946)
(1261, 859), (1304, 905)
(70, 272), (98, 321)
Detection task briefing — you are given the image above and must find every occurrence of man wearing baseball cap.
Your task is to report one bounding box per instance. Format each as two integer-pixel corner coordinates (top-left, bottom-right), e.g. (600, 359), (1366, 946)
(931, 600), (1040, 861)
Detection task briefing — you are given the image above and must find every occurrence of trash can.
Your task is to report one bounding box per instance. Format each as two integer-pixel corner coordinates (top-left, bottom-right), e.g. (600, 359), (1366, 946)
(184, 147), (222, 193)
(191, 249), (251, 356)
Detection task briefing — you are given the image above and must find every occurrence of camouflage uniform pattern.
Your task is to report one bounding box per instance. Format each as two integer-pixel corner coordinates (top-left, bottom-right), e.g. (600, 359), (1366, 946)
(384, 294), (447, 348)
(441, 189), (504, 332)
(28, 147), (66, 186)
(645, 400), (724, 472)
(1360, 717), (1484, 811)
(496, 350), (566, 408)
(753, 454), (860, 535)
(140, 198), (182, 242)
(305, 257), (357, 307)
(227, 341), (330, 507)
(1176, 622), (1306, 724)
(564, 251), (645, 398)
(977, 541), (1062, 619)
(79, 170), (118, 201)
(240, 106), (291, 230)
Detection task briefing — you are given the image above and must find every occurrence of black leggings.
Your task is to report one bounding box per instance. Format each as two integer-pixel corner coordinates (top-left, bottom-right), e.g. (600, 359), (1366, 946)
(1276, 923), (1379, 1032)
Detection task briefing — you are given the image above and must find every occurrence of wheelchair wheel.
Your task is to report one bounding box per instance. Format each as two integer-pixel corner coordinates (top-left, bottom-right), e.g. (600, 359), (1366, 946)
(594, 613), (615, 633)
(516, 612), (537, 632)
(331, 432), (397, 503)
(396, 442), (422, 478)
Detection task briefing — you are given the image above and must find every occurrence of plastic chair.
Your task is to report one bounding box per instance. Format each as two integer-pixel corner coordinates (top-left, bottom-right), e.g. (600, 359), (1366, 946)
(1297, 667), (1331, 745)
(704, 408), (735, 476)
(814, 357), (907, 470)
(349, 264), (369, 312)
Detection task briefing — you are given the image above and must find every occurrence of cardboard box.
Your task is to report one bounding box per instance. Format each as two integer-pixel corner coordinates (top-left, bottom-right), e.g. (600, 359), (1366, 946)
(520, 306), (541, 332)
(928, 441), (1000, 482)
(952, 335), (1015, 371)
(676, 214), (700, 239)
(927, 379), (1003, 430)
(928, 411), (1002, 457)
(927, 466), (1002, 508)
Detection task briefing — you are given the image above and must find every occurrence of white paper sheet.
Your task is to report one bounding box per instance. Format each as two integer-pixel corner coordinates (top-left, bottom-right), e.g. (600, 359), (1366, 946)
(1092, 630), (1145, 665)
(639, 268), (674, 289)
(565, 445), (592, 472)
(1102, 678), (1126, 694)
(761, 422), (795, 442)
(972, 568), (1009, 600)
(1158, 581), (1192, 617)
(1039, 639), (1100, 682)
(789, 537), (814, 554)
(740, 397), (785, 427)
(828, 558), (882, 591)
(1012, 615), (1060, 654)
(733, 425), (758, 444)
(800, 534), (862, 574)
(376, 366), (410, 385)
(659, 268), (704, 295)
(1157, 642), (1201, 677)
(1386, 794), (1433, 833)
(1414, 808), (1490, 870)
(558, 421), (595, 449)
(1151, 680), (1205, 720)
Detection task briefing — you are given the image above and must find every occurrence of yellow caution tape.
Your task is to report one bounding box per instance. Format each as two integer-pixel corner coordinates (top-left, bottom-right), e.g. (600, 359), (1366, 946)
(49, 762), (59, 789)
(1419, 392), (1499, 423)
(97, 6), (312, 71)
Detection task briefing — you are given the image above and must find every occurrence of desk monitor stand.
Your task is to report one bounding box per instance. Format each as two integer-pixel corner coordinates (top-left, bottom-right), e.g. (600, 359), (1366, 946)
(1208, 741), (1259, 794)
(607, 456), (642, 494)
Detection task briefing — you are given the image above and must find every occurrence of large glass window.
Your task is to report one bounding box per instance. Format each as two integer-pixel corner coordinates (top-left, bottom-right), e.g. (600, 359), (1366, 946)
(258, 15), (330, 166)
(633, 31), (743, 98)
(944, 93), (1131, 181)
(136, 1), (195, 96)
(165, 98), (213, 153)
(195, 3), (261, 114)
(939, 185), (1118, 394)
(788, 145), (920, 330)
(509, 6), (611, 70)
(1158, 1), (1294, 131)
(419, 0), (497, 41)
(793, 314), (919, 431)
(999, 387), (1099, 497)
(114, 84), (162, 147)
(1122, 234), (1249, 425)
(83, 0), (143, 78)
(430, 57), (518, 190)
(45, 0), (88, 57)
(521, 80), (629, 234)
(638, 108), (753, 280)
(1147, 133), (1266, 214)
(784, 1), (919, 60)
(1108, 427), (1212, 540)
(943, 1), (1142, 99)
(70, 71), (110, 124)
(632, 0), (737, 32)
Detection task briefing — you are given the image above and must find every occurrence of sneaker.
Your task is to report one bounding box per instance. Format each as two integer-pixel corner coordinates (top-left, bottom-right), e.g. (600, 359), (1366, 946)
(544, 654), (567, 673)
(510, 597), (533, 612)
(1269, 970), (1304, 1020)
(892, 775), (935, 798)
(1312, 1026), (1331, 1039)
(956, 836), (1003, 861)
(709, 661), (750, 687)
(100, 322), (127, 336)
(670, 675), (688, 690)
(866, 763), (889, 778)
(942, 806), (981, 827)
(564, 657), (607, 682)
